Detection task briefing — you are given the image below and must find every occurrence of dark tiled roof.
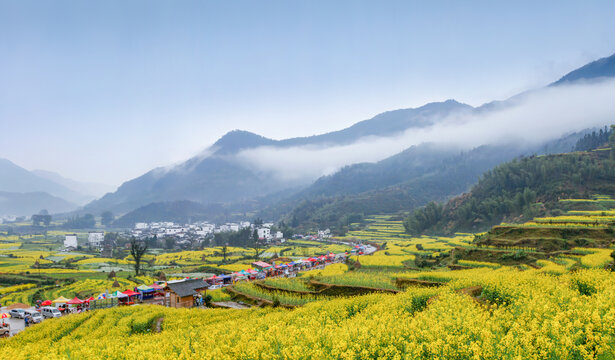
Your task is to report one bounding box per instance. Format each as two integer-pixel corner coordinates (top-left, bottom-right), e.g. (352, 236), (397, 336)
(167, 279), (209, 297)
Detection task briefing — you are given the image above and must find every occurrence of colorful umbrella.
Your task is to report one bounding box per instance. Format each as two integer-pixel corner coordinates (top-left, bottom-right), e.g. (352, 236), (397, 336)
(41, 300), (52, 306)
(1, 313), (9, 324)
(66, 297), (84, 305)
(52, 296), (70, 304)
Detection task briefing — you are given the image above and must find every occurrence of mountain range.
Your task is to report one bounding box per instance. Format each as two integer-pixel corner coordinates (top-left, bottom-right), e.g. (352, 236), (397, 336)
(2, 52), (615, 224)
(0, 159), (112, 217)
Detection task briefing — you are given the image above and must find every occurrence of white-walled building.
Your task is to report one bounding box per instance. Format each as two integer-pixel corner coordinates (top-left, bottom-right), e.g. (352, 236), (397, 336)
(64, 234), (78, 249)
(135, 223), (148, 230)
(257, 228), (271, 239)
(88, 232), (104, 248)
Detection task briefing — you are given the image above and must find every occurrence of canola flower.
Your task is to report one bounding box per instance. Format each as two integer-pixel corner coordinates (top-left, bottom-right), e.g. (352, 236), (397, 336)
(0, 283), (36, 295)
(575, 248), (613, 268)
(457, 259), (502, 269)
(315, 271), (399, 291)
(4, 268), (615, 359)
(300, 263), (348, 278)
(262, 278), (313, 292)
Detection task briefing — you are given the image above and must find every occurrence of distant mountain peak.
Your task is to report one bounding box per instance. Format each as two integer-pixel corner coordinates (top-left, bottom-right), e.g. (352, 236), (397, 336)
(552, 52), (615, 85)
(212, 130), (277, 155)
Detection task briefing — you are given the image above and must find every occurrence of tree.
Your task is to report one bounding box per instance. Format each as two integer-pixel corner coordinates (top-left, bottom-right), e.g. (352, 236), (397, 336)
(609, 125), (615, 149)
(129, 237), (148, 276)
(164, 237), (175, 250)
(221, 243), (229, 263)
(64, 213), (95, 229)
(101, 211), (114, 226)
(32, 213), (51, 226)
(251, 229), (264, 259)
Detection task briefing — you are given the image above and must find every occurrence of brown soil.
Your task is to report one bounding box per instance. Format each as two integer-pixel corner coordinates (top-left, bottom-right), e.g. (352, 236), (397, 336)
(225, 286), (297, 309)
(6, 303), (29, 310)
(154, 317), (164, 333)
(394, 278), (444, 289)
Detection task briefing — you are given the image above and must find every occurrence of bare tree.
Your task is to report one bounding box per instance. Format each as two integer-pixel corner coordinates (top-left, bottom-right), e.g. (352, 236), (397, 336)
(221, 243), (229, 263)
(251, 230), (264, 260)
(130, 237), (148, 276)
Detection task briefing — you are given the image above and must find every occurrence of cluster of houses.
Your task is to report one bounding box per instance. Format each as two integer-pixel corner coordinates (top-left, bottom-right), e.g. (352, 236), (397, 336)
(61, 220), (335, 254)
(63, 232), (104, 251)
(0, 215), (21, 224)
(130, 221), (284, 243)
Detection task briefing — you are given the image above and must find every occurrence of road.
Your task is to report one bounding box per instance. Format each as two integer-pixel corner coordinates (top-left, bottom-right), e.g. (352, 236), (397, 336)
(0, 306), (42, 337)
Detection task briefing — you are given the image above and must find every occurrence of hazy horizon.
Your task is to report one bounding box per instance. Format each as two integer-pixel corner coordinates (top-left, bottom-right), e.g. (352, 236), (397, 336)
(2, 1), (615, 186)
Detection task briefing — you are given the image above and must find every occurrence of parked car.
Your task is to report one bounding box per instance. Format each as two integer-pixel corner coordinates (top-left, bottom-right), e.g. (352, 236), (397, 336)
(208, 284), (222, 290)
(23, 309), (43, 323)
(41, 306), (62, 319)
(8, 309), (25, 319)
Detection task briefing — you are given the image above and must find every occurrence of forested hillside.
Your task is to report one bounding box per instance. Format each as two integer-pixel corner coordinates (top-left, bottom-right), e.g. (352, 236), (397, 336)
(404, 145), (615, 235)
(271, 130), (586, 234)
(276, 144), (540, 233)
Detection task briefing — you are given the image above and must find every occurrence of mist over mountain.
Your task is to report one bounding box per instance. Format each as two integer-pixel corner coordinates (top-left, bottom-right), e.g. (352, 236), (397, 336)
(0, 191), (77, 217)
(81, 52), (615, 226)
(0, 158), (94, 215)
(552, 53), (615, 85)
(83, 99), (472, 215)
(31, 170), (115, 200)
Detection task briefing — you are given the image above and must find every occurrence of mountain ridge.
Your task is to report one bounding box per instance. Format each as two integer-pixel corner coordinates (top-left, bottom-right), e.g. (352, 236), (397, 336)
(81, 52), (615, 221)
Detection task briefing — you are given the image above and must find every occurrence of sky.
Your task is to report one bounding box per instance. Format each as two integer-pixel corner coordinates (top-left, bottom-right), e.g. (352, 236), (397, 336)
(1, 0), (615, 186)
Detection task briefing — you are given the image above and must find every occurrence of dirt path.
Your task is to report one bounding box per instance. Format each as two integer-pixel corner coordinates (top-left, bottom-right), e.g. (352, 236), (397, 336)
(211, 301), (250, 309)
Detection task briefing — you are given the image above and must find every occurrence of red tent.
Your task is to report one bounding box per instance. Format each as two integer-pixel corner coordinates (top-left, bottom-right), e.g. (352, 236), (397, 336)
(41, 300), (52, 306)
(149, 283), (163, 290)
(307, 257), (318, 262)
(122, 290), (140, 297)
(66, 297), (84, 305)
(84, 297), (95, 303)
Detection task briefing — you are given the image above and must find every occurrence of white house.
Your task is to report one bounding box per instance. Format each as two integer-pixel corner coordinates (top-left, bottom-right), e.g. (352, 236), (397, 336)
(135, 223), (148, 230)
(88, 232), (104, 248)
(274, 231), (284, 240)
(64, 234), (78, 249)
(257, 228), (271, 240)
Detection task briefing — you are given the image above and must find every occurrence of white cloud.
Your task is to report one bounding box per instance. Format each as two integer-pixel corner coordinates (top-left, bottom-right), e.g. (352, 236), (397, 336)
(233, 79), (615, 182)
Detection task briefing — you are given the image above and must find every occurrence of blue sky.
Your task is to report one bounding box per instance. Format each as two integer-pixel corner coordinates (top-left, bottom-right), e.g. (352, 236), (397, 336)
(1, 0), (615, 185)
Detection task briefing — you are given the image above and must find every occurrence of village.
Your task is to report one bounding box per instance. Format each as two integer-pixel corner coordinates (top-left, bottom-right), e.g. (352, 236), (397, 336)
(0, 244), (375, 338)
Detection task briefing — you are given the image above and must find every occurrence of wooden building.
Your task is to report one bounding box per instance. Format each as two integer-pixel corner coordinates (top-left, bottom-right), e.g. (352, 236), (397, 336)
(166, 279), (209, 308)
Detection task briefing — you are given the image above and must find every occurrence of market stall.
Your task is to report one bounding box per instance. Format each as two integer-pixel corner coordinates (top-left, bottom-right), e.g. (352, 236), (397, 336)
(136, 285), (154, 299)
(122, 289), (140, 304)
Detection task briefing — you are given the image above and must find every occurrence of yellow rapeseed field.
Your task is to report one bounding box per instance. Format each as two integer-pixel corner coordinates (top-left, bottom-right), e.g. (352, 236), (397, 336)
(3, 268), (615, 359)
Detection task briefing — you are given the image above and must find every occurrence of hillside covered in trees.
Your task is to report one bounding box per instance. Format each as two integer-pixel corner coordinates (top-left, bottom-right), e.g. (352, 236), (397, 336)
(404, 143), (615, 236)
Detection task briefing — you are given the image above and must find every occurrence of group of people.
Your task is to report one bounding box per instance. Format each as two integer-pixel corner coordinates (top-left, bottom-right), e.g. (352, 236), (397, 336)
(54, 304), (86, 315)
(23, 314), (33, 327)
